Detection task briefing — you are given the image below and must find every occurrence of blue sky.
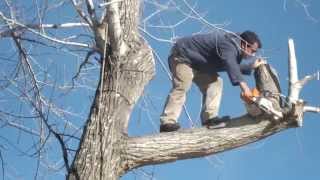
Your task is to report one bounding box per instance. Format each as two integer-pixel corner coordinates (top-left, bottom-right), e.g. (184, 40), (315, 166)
(124, 0), (320, 180)
(0, 0), (320, 179)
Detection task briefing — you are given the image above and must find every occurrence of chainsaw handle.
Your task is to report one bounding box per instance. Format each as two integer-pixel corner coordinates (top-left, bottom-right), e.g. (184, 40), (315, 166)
(240, 92), (254, 104)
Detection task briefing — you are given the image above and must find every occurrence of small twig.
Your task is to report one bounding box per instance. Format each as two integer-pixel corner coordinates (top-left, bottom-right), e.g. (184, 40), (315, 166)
(283, 0), (288, 11)
(303, 106), (320, 113)
(34, 147), (41, 180)
(98, 0), (124, 8)
(295, 0), (318, 23)
(181, 0), (232, 34)
(0, 150), (4, 180)
(72, 50), (98, 87)
(5, 121), (40, 136)
(139, 27), (173, 43)
(53, 132), (70, 172)
(298, 71), (320, 87)
(66, 148), (77, 152)
(0, 135), (31, 156)
(85, 0), (99, 26)
(71, 0), (93, 27)
(4, 37), (72, 171)
(58, 133), (81, 141)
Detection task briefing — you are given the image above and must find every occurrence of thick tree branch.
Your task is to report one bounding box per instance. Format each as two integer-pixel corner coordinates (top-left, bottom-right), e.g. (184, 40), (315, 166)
(124, 115), (297, 170)
(0, 12), (91, 48)
(105, 0), (127, 57)
(0, 23), (89, 38)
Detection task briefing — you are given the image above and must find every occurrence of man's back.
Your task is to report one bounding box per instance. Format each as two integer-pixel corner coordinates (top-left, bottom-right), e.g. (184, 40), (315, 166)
(175, 31), (241, 75)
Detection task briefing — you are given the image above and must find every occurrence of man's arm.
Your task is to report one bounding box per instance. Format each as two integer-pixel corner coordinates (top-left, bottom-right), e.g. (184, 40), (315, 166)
(240, 63), (252, 75)
(239, 59), (266, 103)
(219, 46), (245, 86)
(239, 81), (253, 103)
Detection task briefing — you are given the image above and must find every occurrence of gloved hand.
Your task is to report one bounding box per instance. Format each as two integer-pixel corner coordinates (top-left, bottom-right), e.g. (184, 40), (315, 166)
(240, 89), (254, 104)
(241, 88), (260, 104)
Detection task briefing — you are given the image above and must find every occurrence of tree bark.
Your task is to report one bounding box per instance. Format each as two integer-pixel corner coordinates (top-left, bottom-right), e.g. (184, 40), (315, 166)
(68, 42), (154, 180)
(68, 47), (154, 179)
(68, 1), (155, 179)
(123, 115), (296, 170)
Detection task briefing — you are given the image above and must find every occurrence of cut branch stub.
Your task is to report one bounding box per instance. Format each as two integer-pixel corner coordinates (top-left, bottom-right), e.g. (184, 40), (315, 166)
(289, 100), (305, 127)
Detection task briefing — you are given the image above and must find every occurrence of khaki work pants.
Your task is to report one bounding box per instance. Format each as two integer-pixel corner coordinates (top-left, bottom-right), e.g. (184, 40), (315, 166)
(160, 52), (223, 125)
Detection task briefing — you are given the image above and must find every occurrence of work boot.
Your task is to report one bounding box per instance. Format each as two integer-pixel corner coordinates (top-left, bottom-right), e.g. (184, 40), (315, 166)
(202, 116), (230, 128)
(160, 123), (180, 133)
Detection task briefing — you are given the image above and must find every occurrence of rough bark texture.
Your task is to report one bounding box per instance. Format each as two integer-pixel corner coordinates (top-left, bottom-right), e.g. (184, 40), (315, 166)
(68, 44), (154, 179)
(255, 64), (282, 112)
(68, 1), (155, 180)
(67, 1), (302, 180)
(124, 115), (296, 170)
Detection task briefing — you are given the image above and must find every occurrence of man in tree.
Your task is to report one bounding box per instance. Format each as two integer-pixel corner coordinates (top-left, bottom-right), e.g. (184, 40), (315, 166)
(160, 30), (265, 132)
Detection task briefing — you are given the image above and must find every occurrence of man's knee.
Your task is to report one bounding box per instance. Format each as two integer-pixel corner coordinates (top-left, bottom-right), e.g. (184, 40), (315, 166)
(207, 76), (223, 94)
(215, 76), (223, 88)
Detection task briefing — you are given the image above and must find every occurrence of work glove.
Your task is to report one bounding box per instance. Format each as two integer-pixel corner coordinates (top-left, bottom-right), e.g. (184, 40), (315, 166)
(241, 91), (253, 104)
(240, 88), (260, 104)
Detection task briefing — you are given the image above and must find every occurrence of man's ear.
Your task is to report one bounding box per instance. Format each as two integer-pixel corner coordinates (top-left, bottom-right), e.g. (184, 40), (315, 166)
(240, 42), (247, 52)
(240, 41), (245, 49)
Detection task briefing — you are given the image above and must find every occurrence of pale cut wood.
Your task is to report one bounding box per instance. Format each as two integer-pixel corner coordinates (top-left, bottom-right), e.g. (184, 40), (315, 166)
(288, 38), (299, 103)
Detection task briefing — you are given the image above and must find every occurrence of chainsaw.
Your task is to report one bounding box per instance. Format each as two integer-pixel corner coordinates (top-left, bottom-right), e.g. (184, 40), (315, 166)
(251, 96), (283, 119)
(242, 88), (283, 120)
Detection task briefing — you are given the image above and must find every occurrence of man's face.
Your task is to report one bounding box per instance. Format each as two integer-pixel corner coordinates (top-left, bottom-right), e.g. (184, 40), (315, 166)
(241, 42), (259, 59)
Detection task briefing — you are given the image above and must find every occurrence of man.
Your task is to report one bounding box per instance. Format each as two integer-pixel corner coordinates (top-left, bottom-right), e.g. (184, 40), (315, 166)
(160, 30), (265, 132)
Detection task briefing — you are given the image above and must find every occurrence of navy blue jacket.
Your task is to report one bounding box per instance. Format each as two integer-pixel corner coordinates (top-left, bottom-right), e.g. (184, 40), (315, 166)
(173, 31), (251, 86)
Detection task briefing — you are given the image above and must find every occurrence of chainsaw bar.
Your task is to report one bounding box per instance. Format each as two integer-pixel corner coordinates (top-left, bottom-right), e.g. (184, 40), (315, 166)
(252, 96), (283, 119)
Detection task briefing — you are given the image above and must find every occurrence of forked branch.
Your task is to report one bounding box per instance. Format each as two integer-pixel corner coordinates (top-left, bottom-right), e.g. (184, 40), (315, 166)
(287, 38), (320, 125)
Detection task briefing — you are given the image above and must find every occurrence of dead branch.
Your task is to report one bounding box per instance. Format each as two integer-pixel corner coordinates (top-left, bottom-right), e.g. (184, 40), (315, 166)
(287, 38), (320, 125)
(0, 12), (91, 48)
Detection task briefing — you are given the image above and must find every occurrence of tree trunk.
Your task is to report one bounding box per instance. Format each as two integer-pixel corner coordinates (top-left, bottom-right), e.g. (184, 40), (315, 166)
(68, 1), (155, 179)
(68, 44), (154, 179)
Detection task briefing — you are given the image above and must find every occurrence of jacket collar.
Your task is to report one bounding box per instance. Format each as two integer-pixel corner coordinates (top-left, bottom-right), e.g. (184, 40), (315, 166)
(225, 32), (242, 53)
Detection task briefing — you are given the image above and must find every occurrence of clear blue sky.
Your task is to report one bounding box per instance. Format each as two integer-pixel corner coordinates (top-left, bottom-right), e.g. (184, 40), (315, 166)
(124, 0), (320, 180)
(0, 0), (320, 180)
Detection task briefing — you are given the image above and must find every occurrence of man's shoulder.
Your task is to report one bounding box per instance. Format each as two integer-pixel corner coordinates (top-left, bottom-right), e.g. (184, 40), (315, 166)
(219, 33), (241, 53)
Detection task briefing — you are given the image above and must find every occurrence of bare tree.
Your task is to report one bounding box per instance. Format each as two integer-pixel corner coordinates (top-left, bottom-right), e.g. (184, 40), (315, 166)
(0, 0), (319, 180)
